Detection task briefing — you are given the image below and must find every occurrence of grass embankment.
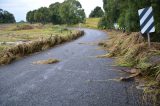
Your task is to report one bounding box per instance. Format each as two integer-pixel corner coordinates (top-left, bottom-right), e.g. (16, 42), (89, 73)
(0, 23), (84, 65)
(99, 30), (160, 104)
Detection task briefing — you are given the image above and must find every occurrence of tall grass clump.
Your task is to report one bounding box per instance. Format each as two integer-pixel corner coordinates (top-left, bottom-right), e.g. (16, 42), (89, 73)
(13, 24), (34, 30)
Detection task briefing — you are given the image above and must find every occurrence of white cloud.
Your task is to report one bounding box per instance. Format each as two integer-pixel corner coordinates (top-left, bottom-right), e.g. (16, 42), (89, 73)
(79, 0), (103, 17)
(0, 0), (103, 22)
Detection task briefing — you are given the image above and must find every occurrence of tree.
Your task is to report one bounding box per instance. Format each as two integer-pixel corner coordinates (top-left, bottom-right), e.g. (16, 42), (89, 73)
(27, 7), (50, 24)
(100, 0), (160, 33)
(99, 0), (120, 29)
(35, 7), (50, 24)
(89, 6), (104, 18)
(59, 0), (86, 24)
(26, 0), (86, 25)
(49, 2), (63, 24)
(0, 9), (15, 23)
(26, 11), (34, 23)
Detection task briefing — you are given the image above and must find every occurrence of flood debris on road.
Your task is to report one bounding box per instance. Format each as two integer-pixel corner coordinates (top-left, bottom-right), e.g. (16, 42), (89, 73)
(33, 58), (60, 65)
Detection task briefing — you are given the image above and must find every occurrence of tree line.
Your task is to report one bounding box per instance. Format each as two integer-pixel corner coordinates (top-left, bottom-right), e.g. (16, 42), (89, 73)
(0, 9), (15, 23)
(99, 0), (160, 33)
(26, 0), (86, 25)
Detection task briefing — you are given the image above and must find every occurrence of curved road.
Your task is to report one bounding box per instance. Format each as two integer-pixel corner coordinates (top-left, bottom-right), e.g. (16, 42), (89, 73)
(0, 29), (148, 106)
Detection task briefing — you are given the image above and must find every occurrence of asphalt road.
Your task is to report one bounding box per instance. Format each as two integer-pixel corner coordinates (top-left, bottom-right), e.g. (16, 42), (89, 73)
(0, 28), (149, 106)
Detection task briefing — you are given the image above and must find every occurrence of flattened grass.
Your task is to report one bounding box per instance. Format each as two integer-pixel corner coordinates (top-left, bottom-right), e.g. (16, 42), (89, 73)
(100, 30), (160, 104)
(100, 30), (150, 67)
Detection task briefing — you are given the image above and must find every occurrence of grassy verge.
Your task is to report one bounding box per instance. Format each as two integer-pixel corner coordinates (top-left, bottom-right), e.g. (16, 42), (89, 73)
(0, 23), (84, 65)
(99, 30), (160, 104)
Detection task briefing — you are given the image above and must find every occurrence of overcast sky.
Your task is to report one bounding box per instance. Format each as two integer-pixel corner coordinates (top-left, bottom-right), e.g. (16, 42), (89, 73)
(0, 0), (103, 22)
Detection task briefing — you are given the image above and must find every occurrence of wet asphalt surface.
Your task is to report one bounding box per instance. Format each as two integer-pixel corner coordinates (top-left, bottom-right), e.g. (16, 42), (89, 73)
(0, 28), (150, 106)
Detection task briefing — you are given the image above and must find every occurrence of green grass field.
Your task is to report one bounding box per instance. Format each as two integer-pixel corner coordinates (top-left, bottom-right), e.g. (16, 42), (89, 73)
(84, 18), (100, 29)
(0, 23), (75, 51)
(0, 18), (100, 51)
(73, 18), (100, 29)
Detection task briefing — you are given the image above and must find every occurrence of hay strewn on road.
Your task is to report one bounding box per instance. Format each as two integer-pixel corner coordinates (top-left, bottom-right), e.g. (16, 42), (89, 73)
(33, 59), (60, 64)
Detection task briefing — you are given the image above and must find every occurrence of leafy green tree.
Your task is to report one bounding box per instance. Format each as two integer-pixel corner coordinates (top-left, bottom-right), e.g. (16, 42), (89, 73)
(27, 7), (50, 24)
(123, 1), (139, 32)
(89, 6), (104, 18)
(49, 2), (63, 24)
(98, 15), (108, 29)
(59, 0), (86, 24)
(36, 7), (50, 24)
(100, 0), (160, 33)
(0, 9), (15, 23)
(100, 0), (120, 28)
(26, 11), (34, 23)
(26, 0), (86, 25)
(151, 0), (160, 33)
